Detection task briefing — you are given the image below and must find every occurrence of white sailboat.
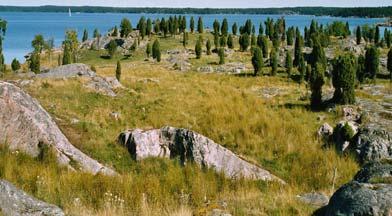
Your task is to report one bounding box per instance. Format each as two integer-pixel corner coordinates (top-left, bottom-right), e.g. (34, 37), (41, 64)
(68, 8), (72, 17)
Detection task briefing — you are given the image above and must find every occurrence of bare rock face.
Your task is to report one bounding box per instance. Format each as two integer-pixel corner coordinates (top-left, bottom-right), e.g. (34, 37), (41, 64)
(0, 81), (116, 175)
(37, 63), (96, 79)
(0, 179), (64, 216)
(118, 126), (285, 183)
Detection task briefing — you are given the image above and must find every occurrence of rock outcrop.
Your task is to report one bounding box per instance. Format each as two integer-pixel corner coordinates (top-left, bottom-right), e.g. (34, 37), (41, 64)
(354, 161), (392, 183)
(0, 81), (116, 175)
(37, 63), (96, 79)
(352, 125), (392, 163)
(0, 179), (64, 216)
(84, 76), (123, 97)
(314, 161), (392, 216)
(118, 126), (284, 183)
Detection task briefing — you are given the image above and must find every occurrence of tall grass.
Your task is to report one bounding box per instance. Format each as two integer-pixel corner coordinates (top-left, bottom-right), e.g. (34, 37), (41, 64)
(0, 34), (361, 215)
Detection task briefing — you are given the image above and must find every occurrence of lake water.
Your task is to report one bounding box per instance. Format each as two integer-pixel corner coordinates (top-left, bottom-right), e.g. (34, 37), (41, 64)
(0, 12), (389, 63)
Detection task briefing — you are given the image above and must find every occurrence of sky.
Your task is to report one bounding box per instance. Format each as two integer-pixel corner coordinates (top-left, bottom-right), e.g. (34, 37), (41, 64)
(0, 0), (391, 8)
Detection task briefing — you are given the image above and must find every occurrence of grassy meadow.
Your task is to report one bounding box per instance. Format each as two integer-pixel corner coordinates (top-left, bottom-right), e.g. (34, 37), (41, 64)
(0, 32), (368, 215)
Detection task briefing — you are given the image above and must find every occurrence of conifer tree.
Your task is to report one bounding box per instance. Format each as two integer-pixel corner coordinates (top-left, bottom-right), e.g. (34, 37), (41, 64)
(298, 54), (306, 84)
(251, 34), (257, 47)
(0, 19), (6, 73)
(221, 18), (228, 36)
(120, 18), (132, 38)
(387, 48), (392, 81)
(252, 47), (263, 76)
(213, 19), (220, 35)
(11, 58), (21, 72)
(220, 35), (227, 47)
(227, 34), (234, 49)
(261, 36), (268, 58)
(365, 46), (379, 80)
(218, 48), (225, 65)
(82, 29), (89, 42)
(294, 34), (303, 67)
(206, 39), (212, 55)
(183, 32), (188, 47)
(309, 37), (327, 70)
(29, 52), (40, 73)
(62, 42), (72, 65)
(195, 39), (202, 59)
(32, 34), (45, 53)
(107, 40), (117, 58)
(259, 23), (264, 35)
(152, 39), (161, 62)
(197, 17), (203, 33)
(375, 26), (380, 44)
(357, 54), (366, 83)
(93, 28), (100, 38)
(232, 23), (238, 35)
(310, 63), (325, 110)
(356, 26), (362, 45)
(190, 17), (195, 33)
(146, 18), (152, 37)
(270, 48), (278, 76)
(332, 53), (356, 104)
(214, 33), (219, 50)
(116, 60), (121, 81)
(286, 51), (293, 79)
(112, 26), (118, 37)
(239, 33), (250, 51)
(146, 43), (152, 58)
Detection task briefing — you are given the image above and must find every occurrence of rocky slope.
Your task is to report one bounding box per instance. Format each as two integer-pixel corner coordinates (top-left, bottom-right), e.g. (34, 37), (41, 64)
(0, 81), (116, 175)
(118, 126), (285, 183)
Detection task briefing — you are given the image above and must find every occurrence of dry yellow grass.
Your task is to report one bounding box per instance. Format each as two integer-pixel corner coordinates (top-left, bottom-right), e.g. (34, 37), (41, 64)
(0, 33), (362, 215)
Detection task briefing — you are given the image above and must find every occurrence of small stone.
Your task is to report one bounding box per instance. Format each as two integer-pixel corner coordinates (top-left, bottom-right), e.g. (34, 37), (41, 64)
(109, 112), (120, 121)
(71, 118), (80, 124)
(297, 192), (329, 207)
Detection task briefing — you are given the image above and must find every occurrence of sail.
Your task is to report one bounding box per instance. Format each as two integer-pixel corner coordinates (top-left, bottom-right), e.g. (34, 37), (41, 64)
(69, 8), (72, 17)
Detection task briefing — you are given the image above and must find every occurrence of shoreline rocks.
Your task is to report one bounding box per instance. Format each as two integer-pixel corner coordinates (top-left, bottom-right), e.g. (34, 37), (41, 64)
(0, 179), (64, 216)
(0, 81), (116, 175)
(118, 126), (285, 183)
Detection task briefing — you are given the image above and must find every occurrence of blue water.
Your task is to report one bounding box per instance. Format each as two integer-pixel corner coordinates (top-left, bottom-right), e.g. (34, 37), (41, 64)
(0, 12), (389, 63)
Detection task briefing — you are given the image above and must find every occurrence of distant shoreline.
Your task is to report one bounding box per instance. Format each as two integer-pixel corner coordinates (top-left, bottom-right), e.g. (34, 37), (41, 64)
(0, 5), (391, 18)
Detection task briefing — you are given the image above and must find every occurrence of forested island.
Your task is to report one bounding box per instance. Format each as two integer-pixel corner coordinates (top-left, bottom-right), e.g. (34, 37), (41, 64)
(0, 5), (392, 17)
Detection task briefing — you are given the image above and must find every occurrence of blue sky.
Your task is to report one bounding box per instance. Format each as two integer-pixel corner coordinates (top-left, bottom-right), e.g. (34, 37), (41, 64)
(0, 0), (391, 8)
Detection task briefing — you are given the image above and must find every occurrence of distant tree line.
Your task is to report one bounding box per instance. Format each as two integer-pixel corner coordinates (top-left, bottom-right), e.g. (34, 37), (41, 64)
(0, 6), (392, 18)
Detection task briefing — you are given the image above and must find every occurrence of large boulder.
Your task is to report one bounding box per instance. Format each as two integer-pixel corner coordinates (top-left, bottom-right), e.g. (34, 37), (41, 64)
(352, 125), (392, 163)
(0, 81), (116, 175)
(0, 179), (64, 216)
(319, 181), (392, 216)
(118, 126), (285, 183)
(37, 63), (96, 79)
(314, 161), (392, 216)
